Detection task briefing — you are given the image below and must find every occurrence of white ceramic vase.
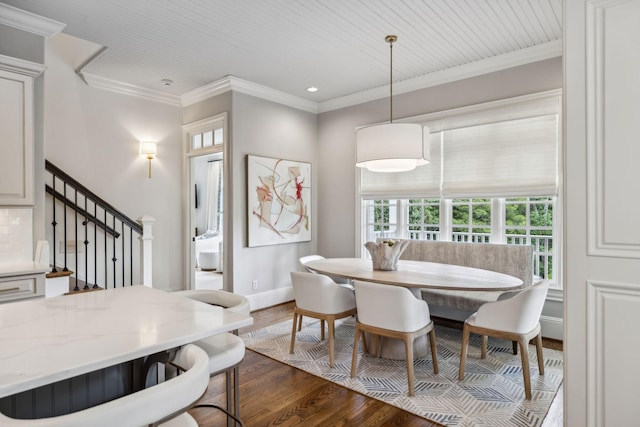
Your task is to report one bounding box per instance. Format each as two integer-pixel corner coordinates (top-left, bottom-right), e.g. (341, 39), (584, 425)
(364, 239), (409, 271)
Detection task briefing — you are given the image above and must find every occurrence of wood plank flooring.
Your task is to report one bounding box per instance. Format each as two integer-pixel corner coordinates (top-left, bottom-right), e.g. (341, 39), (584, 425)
(189, 302), (563, 427)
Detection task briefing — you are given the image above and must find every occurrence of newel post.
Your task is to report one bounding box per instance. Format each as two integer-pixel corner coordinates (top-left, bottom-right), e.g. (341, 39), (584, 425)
(137, 215), (155, 287)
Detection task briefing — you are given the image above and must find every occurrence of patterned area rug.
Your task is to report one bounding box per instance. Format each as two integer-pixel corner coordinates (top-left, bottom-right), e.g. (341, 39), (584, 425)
(241, 317), (563, 427)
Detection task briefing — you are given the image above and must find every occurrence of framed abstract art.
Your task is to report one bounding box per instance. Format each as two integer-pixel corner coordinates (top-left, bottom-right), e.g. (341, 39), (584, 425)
(247, 155), (311, 247)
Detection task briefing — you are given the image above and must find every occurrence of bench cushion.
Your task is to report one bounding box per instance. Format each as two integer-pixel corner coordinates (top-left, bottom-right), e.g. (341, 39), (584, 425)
(397, 240), (533, 313)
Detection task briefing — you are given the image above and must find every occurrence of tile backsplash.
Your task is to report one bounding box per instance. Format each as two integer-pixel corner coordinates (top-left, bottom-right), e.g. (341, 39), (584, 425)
(0, 208), (33, 263)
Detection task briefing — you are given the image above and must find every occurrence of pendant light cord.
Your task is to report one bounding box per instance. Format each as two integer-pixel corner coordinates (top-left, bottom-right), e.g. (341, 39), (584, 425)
(390, 39), (393, 123)
(385, 35), (397, 124)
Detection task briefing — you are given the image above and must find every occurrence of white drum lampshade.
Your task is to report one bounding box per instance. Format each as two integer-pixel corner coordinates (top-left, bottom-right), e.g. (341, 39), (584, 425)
(356, 123), (430, 172)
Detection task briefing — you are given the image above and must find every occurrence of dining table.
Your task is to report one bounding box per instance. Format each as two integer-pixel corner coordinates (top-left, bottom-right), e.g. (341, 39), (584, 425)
(304, 257), (523, 359)
(304, 257), (523, 293)
(0, 285), (253, 417)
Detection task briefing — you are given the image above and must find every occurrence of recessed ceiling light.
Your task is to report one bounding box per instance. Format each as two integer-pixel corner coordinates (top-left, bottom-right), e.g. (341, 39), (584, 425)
(306, 86), (319, 93)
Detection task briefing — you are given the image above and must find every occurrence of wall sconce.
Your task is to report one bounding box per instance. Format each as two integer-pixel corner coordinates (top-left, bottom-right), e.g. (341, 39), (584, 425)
(140, 141), (157, 178)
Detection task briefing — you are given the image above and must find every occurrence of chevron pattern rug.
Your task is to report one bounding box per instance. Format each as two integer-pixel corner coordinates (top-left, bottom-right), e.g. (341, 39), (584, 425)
(241, 317), (563, 426)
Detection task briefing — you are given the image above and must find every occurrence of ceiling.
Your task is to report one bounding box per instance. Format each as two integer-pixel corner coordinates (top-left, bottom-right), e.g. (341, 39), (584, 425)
(2, 0), (562, 108)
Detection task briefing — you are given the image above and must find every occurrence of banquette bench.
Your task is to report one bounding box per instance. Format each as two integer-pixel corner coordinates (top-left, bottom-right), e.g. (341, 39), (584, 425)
(398, 240), (534, 319)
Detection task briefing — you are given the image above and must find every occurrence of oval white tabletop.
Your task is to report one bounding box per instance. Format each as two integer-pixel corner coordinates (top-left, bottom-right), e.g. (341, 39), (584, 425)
(305, 258), (523, 291)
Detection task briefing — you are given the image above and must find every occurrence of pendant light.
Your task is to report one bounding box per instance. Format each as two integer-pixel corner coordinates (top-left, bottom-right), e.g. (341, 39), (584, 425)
(356, 35), (429, 173)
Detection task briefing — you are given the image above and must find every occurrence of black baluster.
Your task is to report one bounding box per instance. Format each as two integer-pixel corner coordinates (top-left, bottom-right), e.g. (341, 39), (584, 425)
(129, 227), (133, 286)
(51, 175), (58, 273)
(73, 189), (79, 292)
(121, 221), (125, 287)
(83, 194), (89, 290)
(93, 201), (98, 289)
(104, 208), (108, 287)
(112, 215), (117, 287)
(63, 182), (69, 272)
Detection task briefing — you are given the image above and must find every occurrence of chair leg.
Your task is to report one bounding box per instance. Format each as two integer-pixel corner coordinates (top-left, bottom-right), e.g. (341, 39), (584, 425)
(512, 340), (518, 355)
(428, 328), (438, 374)
(404, 336), (415, 396)
(320, 319), (325, 341)
(518, 337), (532, 400)
(226, 369), (233, 427)
(376, 335), (382, 358)
(535, 333), (545, 375)
(297, 315), (303, 331)
(289, 312), (298, 354)
(481, 335), (488, 359)
(328, 319), (335, 368)
(458, 324), (470, 381)
(233, 366), (241, 427)
(350, 327), (361, 378)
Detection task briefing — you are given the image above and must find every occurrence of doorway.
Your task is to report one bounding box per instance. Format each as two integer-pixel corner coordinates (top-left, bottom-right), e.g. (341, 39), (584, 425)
(191, 152), (223, 290)
(183, 112), (227, 291)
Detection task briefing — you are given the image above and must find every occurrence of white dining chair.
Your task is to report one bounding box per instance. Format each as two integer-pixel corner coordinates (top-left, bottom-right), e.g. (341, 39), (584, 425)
(458, 280), (549, 400)
(299, 255), (353, 287)
(290, 271), (357, 368)
(0, 344), (209, 427)
(350, 280), (438, 396)
(173, 289), (249, 427)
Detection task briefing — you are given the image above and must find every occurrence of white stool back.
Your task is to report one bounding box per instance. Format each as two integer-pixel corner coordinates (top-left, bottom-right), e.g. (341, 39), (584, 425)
(0, 344), (209, 427)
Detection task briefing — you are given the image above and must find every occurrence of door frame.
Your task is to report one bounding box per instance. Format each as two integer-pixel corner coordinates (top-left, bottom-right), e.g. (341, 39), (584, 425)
(182, 113), (228, 290)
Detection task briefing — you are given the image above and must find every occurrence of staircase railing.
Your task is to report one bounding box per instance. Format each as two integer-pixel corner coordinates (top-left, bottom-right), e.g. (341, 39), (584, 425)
(45, 160), (153, 291)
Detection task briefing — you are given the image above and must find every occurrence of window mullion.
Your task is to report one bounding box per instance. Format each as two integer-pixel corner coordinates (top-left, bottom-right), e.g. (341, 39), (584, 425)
(441, 199), (452, 242)
(492, 198), (505, 243)
(397, 200), (407, 239)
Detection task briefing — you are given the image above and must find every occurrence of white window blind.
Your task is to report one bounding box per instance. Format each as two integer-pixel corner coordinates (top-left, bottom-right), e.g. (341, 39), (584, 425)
(442, 115), (558, 197)
(359, 92), (560, 199)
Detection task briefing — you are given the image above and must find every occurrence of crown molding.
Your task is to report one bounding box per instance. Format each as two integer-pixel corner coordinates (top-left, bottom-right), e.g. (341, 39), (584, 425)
(80, 72), (182, 107)
(0, 3), (65, 38)
(0, 54), (46, 77)
(180, 77), (233, 106)
(75, 39), (561, 113)
(181, 75), (318, 113)
(228, 76), (318, 113)
(318, 39), (563, 114)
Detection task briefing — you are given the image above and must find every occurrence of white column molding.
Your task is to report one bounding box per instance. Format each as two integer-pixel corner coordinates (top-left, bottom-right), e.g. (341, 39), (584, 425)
(137, 215), (156, 287)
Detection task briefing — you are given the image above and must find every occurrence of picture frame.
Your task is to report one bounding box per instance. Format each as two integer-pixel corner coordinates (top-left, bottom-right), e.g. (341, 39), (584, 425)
(247, 155), (311, 247)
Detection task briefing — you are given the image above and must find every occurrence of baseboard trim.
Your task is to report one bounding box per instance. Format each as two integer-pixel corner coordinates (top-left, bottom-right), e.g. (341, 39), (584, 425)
(540, 314), (564, 341)
(246, 286), (293, 312)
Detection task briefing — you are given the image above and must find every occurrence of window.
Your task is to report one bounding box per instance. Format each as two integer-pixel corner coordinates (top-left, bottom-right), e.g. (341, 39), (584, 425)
(192, 128), (223, 150)
(363, 196), (557, 283)
(184, 113), (227, 154)
(358, 90), (562, 288)
(408, 199), (440, 240)
(451, 198), (491, 243)
(505, 197), (554, 281)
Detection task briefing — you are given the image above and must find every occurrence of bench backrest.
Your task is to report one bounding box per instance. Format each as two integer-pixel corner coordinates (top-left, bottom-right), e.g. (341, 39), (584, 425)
(399, 240), (533, 287)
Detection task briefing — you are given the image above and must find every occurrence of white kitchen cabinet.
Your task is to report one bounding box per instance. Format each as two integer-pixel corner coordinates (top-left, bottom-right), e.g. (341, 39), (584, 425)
(0, 67), (34, 205)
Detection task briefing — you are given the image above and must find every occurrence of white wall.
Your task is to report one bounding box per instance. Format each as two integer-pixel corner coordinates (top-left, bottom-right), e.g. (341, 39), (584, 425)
(44, 33), (184, 291)
(231, 92), (317, 308)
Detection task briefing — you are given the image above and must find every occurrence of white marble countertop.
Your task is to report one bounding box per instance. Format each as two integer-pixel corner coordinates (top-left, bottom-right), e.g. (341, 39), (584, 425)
(0, 285), (253, 398)
(0, 261), (49, 278)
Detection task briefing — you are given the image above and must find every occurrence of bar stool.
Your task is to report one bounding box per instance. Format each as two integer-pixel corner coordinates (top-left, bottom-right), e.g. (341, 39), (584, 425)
(173, 290), (250, 427)
(0, 344), (210, 427)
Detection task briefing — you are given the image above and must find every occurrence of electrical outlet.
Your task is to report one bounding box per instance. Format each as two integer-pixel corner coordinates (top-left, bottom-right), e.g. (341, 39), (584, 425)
(252, 280), (258, 290)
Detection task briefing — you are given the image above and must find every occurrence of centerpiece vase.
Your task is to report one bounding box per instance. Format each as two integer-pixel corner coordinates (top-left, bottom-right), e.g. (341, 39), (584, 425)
(364, 239), (409, 271)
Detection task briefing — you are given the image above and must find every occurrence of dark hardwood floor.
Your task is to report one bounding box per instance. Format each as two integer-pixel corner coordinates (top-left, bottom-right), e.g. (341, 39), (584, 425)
(189, 302), (563, 427)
